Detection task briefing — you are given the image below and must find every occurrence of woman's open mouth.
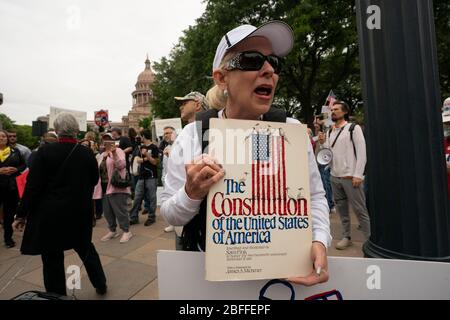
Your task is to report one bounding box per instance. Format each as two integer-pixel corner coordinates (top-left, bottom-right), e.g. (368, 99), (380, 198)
(254, 85), (273, 99)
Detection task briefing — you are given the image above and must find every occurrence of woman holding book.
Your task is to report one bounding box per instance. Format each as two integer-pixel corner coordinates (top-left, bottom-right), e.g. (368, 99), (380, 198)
(161, 21), (331, 287)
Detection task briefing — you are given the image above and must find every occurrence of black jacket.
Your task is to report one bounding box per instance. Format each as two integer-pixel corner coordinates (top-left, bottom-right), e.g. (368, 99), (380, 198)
(0, 147), (26, 191)
(17, 142), (99, 255)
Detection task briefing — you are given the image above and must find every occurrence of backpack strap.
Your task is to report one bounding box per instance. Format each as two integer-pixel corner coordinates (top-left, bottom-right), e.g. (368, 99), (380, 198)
(195, 109), (220, 153)
(349, 123), (357, 159)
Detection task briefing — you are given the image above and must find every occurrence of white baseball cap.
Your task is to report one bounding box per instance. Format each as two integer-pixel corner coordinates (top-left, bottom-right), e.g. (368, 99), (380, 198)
(212, 20), (294, 71)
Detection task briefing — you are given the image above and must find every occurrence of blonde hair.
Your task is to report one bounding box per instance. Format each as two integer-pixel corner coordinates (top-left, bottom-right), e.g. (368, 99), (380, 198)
(84, 131), (96, 141)
(210, 51), (237, 110)
(206, 85), (227, 110)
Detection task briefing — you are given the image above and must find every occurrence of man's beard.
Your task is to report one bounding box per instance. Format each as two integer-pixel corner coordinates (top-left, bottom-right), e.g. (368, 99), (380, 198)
(332, 115), (344, 122)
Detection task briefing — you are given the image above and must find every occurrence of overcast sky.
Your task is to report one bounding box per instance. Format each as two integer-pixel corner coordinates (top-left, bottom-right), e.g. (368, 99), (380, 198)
(0, 0), (206, 125)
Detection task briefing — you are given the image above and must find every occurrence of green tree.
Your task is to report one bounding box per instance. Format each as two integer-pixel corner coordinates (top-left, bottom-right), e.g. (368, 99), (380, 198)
(139, 110), (153, 129)
(0, 113), (14, 130)
(0, 114), (39, 148)
(435, 0), (450, 100)
(151, 0), (449, 125)
(13, 125), (39, 150)
(151, 0), (361, 126)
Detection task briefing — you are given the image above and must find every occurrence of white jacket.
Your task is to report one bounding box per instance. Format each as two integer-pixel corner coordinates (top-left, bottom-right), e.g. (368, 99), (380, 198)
(320, 122), (367, 179)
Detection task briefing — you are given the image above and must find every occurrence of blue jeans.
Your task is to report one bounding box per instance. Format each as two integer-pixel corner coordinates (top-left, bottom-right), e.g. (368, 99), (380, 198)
(132, 175), (150, 211)
(319, 164), (334, 210)
(129, 178), (157, 220)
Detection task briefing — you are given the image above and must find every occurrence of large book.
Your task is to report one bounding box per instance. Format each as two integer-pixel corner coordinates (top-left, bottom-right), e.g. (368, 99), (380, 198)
(205, 118), (313, 281)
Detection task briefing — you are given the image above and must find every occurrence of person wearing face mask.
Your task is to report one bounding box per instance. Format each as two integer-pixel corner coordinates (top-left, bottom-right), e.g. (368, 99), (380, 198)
(160, 21), (331, 287)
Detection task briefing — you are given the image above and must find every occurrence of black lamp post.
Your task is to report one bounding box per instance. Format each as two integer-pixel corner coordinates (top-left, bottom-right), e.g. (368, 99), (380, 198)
(356, 0), (450, 262)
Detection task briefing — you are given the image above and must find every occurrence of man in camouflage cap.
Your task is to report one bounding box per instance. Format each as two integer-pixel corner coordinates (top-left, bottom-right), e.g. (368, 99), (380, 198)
(175, 91), (209, 124)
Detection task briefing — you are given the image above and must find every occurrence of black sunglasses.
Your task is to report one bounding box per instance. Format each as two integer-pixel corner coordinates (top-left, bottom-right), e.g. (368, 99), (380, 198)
(225, 51), (282, 74)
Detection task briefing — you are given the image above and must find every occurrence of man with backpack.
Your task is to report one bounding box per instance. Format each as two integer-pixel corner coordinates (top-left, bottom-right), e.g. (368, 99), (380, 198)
(318, 100), (370, 250)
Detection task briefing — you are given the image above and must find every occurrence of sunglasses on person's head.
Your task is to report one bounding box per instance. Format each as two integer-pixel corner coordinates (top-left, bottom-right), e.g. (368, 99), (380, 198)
(225, 51), (282, 74)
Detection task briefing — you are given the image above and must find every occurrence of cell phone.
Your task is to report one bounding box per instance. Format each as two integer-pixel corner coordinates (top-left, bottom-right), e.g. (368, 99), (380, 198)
(114, 141), (120, 147)
(104, 141), (114, 149)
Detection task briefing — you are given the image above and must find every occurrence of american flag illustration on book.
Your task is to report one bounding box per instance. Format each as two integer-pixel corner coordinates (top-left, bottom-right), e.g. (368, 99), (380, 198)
(251, 129), (287, 216)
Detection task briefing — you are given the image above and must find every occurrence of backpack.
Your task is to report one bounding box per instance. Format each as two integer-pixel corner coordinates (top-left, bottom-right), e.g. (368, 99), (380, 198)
(182, 107), (287, 251)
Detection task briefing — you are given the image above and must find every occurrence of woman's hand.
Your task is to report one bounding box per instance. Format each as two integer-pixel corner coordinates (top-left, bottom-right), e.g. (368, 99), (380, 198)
(8, 167), (18, 174)
(287, 241), (329, 287)
(0, 167), (18, 175)
(185, 154), (225, 200)
(12, 218), (26, 232)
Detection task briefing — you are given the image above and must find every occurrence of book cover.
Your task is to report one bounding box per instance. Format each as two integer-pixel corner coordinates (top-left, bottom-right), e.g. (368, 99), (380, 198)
(205, 118), (313, 281)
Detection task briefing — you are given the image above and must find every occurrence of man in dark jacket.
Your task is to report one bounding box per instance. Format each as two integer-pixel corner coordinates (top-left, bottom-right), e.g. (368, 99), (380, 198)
(14, 113), (107, 297)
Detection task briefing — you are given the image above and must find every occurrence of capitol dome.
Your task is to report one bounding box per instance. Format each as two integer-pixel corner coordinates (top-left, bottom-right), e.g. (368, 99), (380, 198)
(136, 55), (155, 88)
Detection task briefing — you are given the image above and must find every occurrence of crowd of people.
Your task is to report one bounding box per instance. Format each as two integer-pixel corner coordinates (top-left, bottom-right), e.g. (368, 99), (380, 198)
(1, 19), (449, 297)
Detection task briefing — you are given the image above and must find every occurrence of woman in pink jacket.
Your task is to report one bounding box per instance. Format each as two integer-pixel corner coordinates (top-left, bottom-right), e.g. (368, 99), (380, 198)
(95, 133), (132, 243)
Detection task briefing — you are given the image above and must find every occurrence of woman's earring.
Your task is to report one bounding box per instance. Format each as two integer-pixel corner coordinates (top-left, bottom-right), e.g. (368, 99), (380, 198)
(223, 90), (228, 98)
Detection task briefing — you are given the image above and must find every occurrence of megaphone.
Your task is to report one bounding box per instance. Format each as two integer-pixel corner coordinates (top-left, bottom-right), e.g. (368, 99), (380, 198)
(316, 148), (333, 166)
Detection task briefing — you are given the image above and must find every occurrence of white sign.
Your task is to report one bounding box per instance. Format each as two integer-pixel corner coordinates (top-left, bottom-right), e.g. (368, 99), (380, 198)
(154, 118), (182, 139)
(320, 106), (333, 128)
(157, 250), (450, 300)
(321, 105), (330, 114)
(49, 106), (87, 131)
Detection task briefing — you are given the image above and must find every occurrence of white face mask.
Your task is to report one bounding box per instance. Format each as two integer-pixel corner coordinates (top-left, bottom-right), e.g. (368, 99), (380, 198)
(444, 123), (450, 137)
(444, 99), (450, 113)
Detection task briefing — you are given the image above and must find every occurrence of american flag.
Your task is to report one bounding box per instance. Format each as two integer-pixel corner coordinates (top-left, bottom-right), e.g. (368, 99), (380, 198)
(252, 131), (287, 215)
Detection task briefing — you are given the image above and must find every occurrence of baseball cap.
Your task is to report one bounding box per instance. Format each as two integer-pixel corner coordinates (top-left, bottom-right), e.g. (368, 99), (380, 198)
(212, 20), (294, 71)
(174, 91), (209, 110)
(102, 132), (114, 140)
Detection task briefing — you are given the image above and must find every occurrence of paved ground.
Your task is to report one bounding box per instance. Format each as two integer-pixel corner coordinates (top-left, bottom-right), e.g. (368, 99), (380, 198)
(0, 208), (365, 300)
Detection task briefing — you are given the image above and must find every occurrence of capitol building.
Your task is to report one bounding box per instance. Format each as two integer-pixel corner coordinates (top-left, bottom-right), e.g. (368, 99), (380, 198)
(120, 55), (155, 132)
